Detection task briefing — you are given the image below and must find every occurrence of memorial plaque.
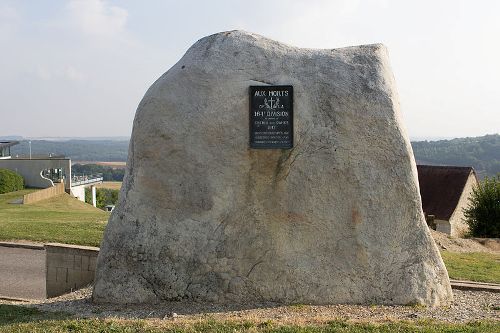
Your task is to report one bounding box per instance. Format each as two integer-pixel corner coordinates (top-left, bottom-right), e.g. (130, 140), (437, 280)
(250, 85), (293, 149)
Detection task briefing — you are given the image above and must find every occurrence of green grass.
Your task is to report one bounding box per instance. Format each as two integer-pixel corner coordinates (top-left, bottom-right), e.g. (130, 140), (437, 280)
(441, 251), (500, 284)
(0, 305), (499, 333)
(0, 189), (109, 247)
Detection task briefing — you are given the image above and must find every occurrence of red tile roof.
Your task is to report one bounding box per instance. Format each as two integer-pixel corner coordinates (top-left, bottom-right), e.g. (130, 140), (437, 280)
(417, 165), (477, 220)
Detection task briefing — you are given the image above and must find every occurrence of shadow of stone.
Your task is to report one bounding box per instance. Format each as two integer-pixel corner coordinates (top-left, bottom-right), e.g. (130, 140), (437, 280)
(32, 290), (287, 320)
(0, 304), (70, 326)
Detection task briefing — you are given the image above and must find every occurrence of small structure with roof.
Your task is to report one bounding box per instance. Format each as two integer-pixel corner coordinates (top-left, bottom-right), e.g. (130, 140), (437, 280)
(417, 165), (479, 237)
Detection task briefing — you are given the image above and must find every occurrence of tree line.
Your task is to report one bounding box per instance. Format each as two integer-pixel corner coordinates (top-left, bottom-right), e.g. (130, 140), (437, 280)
(71, 164), (125, 181)
(8, 135), (500, 178)
(411, 134), (500, 178)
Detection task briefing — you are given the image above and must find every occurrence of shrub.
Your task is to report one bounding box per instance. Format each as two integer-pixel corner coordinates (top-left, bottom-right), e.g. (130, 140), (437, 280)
(0, 169), (24, 194)
(464, 174), (500, 237)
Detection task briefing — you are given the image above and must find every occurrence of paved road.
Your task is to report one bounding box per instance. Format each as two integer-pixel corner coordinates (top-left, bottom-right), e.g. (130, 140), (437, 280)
(0, 246), (46, 300)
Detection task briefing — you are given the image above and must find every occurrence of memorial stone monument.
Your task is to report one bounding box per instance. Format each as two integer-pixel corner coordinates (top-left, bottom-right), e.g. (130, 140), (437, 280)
(93, 30), (453, 306)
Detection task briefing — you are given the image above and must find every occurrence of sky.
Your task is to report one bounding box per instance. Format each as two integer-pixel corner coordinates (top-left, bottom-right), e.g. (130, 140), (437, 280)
(0, 0), (498, 139)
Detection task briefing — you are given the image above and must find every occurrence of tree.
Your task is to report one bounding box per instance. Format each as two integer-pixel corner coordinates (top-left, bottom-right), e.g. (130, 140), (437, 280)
(85, 188), (119, 209)
(463, 174), (500, 237)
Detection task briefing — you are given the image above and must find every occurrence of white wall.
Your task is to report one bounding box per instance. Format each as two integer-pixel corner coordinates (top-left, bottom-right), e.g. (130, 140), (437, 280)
(449, 172), (478, 237)
(70, 186), (86, 202)
(0, 158), (71, 190)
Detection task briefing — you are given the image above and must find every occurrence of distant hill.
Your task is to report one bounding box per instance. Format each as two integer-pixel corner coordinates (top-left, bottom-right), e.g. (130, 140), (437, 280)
(411, 134), (500, 178)
(8, 134), (499, 177)
(0, 135), (24, 141)
(10, 140), (129, 162)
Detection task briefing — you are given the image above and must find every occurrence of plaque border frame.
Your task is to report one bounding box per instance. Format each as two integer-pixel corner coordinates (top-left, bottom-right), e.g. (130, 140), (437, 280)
(249, 85), (294, 149)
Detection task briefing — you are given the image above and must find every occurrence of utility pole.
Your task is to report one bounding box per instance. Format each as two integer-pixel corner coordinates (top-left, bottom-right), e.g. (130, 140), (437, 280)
(29, 141), (32, 159)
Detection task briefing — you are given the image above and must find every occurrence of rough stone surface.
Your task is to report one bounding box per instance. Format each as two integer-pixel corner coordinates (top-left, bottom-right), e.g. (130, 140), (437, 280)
(93, 30), (453, 306)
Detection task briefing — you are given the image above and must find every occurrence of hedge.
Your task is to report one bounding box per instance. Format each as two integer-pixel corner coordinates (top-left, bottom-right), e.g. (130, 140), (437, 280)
(0, 169), (24, 194)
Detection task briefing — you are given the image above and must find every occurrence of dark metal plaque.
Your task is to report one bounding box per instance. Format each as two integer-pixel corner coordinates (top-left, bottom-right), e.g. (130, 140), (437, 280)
(249, 85), (293, 149)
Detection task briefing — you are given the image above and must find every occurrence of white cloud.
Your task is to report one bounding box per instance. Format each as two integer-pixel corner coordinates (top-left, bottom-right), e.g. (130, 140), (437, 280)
(35, 64), (85, 82)
(64, 65), (86, 82)
(0, 3), (19, 41)
(66, 0), (128, 39)
(250, 0), (366, 48)
(36, 66), (52, 81)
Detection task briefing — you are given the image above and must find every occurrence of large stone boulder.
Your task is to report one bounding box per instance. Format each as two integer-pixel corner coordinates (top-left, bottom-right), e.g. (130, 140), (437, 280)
(93, 30), (452, 306)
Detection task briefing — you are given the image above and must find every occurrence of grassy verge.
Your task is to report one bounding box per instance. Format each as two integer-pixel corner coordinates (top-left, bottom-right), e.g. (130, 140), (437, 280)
(0, 304), (68, 326)
(441, 251), (500, 284)
(0, 190), (109, 247)
(0, 305), (499, 333)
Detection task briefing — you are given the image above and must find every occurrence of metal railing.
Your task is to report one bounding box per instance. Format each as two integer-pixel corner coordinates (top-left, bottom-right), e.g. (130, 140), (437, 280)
(71, 174), (104, 187)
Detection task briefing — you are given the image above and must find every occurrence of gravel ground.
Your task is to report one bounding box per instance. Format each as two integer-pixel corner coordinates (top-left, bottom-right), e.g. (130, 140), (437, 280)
(2, 288), (499, 324)
(431, 230), (498, 253)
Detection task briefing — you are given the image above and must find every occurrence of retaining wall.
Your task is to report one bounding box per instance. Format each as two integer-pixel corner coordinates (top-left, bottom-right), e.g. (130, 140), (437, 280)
(23, 182), (65, 204)
(45, 243), (99, 298)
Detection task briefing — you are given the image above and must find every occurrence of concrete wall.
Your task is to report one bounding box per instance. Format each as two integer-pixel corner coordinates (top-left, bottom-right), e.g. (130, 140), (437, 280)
(0, 158), (71, 190)
(45, 243), (99, 298)
(70, 186), (86, 202)
(23, 182), (65, 204)
(449, 172), (478, 237)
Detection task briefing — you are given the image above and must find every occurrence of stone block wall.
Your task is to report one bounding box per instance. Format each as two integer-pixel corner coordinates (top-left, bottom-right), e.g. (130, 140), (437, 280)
(45, 243), (99, 298)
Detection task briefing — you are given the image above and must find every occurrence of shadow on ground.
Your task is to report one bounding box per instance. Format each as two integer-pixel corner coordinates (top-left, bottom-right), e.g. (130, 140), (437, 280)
(0, 304), (69, 326)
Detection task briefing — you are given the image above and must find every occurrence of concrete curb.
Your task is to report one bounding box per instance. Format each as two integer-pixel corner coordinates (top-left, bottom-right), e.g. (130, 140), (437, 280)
(450, 279), (500, 293)
(0, 242), (44, 250)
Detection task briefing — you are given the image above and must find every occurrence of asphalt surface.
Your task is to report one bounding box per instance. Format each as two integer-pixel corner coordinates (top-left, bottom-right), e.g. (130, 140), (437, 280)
(0, 246), (46, 300)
